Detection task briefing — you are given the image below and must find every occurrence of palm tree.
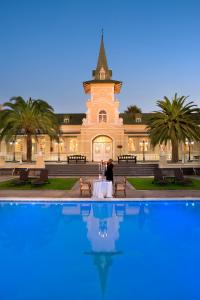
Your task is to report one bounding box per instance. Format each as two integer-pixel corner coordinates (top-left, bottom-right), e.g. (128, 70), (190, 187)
(147, 94), (200, 162)
(0, 96), (58, 162)
(124, 105), (142, 115)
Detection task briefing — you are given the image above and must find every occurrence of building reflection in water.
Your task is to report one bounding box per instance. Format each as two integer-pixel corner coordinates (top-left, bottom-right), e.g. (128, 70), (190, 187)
(83, 203), (123, 297)
(62, 202), (149, 297)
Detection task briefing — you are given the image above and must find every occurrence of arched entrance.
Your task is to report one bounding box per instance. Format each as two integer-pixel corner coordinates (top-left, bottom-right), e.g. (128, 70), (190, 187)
(93, 136), (113, 162)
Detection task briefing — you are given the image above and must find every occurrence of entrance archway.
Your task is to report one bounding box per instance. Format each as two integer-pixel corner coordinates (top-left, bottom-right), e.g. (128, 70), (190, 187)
(93, 136), (113, 162)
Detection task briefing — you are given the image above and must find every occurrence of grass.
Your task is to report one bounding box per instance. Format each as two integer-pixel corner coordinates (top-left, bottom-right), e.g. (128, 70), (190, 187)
(0, 178), (78, 190)
(128, 177), (200, 190)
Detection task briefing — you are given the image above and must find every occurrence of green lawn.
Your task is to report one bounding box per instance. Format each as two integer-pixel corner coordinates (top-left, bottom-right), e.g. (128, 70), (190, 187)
(128, 177), (200, 190)
(0, 178), (78, 190)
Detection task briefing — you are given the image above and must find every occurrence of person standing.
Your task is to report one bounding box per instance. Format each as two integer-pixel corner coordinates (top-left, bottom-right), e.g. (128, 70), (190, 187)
(105, 159), (114, 182)
(100, 160), (106, 177)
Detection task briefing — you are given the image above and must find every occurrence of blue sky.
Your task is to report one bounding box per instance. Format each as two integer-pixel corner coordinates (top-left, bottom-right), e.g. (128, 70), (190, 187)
(0, 0), (200, 113)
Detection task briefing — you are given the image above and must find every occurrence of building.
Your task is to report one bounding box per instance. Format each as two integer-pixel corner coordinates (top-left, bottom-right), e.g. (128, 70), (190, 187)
(0, 35), (200, 162)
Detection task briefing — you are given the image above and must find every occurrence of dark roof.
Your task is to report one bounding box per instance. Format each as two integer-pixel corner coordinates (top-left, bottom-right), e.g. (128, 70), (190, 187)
(83, 80), (122, 94)
(120, 112), (200, 124)
(120, 113), (155, 124)
(56, 113), (86, 125)
(83, 79), (122, 85)
(56, 112), (200, 126)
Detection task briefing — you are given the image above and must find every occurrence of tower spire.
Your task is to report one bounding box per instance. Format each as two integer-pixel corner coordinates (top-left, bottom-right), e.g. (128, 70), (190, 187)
(92, 33), (112, 80)
(83, 34), (122, 94)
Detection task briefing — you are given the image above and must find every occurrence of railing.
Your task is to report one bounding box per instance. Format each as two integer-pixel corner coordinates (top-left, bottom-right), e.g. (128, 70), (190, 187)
(5, 152), (200, 163)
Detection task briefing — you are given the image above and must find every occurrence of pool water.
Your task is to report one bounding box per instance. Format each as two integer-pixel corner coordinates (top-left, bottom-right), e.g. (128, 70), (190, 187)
(0, 201), (200, 300)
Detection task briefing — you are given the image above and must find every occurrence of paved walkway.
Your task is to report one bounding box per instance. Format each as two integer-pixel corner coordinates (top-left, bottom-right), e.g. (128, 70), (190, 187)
(0, 176), (199, 200)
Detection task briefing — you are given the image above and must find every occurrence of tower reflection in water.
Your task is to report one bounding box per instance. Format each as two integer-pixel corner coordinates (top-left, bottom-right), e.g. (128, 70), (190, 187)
(81, 203), (149, 297)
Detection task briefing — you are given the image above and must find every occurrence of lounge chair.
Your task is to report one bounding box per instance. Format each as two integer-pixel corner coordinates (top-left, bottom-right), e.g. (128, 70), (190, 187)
(31, 169), (49, 186)
(12, 169), (29, 185)
(79, 178), (92, 197)
(194, 168), (200, 176)
(114, 177), (126, 197)
(153, 168), (167, 184)
(174, 168), (192, 185)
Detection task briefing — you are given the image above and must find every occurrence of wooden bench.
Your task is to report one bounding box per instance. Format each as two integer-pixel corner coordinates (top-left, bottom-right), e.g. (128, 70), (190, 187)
(67, 155), (86, 164)
(193, 155), (200, 162)
(118, 155), (137, 163)
(0, 168), (14, 175)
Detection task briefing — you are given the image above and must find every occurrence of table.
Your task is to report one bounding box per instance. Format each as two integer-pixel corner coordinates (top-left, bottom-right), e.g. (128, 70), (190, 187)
(92, 180), (113, 198)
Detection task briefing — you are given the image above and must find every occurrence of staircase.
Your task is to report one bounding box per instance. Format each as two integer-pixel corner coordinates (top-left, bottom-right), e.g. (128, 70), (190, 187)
(114, 163), (158, 176)
(46, 163), (158, 177)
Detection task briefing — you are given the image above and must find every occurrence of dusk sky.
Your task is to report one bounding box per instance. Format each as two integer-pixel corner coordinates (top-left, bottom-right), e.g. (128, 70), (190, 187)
(0, 0), (200, 113)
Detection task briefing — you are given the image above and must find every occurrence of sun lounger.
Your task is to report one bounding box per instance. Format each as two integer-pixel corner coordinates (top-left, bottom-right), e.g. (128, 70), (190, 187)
(31, 169), (49, 186)
(12, 169), (29, 185)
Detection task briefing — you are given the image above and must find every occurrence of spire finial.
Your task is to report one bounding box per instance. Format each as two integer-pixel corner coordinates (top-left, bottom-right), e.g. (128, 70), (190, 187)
(101, 28), (104, 39)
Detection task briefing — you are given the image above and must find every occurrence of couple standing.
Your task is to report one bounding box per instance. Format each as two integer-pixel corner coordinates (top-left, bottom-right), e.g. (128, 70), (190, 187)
(100, 159), (114, 182)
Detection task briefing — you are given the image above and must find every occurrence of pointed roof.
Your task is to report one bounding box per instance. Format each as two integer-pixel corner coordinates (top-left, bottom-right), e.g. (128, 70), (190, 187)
(83, 34), (122, 94)
(85, 251), (122, 298)
(92, 33), (112, 80)
(96, 34), (109, 72)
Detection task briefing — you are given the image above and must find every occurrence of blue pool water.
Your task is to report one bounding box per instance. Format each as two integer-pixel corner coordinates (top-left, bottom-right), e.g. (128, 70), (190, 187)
(0, 201), (200, 300)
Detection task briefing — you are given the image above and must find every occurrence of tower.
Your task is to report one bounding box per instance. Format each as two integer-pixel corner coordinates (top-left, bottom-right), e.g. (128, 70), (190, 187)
(81, 34), (124, 161)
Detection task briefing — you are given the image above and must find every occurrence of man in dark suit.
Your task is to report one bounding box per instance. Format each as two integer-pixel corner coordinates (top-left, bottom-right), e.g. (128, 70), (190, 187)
(105, 159), (114, 182)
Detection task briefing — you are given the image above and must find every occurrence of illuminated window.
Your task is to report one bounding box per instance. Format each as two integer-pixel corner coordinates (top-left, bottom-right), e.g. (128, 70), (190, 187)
(99, 67), (106, 80)
(139, 140), (148, 151)
(99, 110), (107, 123)
(69, 138), (78, 153)
(135, 117), (141, 123)
(64, 117), (70, 124)
(128, 138), (136, 152)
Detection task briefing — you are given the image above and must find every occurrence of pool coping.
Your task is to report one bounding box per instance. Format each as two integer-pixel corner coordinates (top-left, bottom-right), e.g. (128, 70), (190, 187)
(0, 197), (199, 202)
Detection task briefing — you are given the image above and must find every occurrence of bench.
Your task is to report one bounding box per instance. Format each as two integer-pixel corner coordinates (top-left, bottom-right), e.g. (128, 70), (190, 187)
(67, 155), (86, 164)
(0, 168), (14, 176)
(118, 155), (137, 163)
(193, 155), (200, 161)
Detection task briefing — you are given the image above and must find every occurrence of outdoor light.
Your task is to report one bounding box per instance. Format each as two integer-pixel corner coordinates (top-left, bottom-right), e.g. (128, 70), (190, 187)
(10, 140), (18, 162)
(139, 140), (148, 162)
(185, 139), (194, 161)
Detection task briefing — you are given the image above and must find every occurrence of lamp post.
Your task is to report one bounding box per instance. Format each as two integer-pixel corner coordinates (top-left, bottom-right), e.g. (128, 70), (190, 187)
(140, 140), (148, 162)
(57, 138), (63, 162)
(185, 140), (194, 161)
(10, 140), (17, 162)
(57, 138), (60, 162)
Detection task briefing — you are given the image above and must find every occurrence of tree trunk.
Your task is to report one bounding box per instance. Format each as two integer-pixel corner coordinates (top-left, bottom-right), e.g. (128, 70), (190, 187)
(26, 134), (32, 162)
(171, 139), (179, 163)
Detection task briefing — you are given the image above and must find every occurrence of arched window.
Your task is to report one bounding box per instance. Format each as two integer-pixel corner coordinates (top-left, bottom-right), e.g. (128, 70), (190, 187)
(99, 67), (106, 80)
(99, 110), (107, 123)
(64, 117), (70, 124)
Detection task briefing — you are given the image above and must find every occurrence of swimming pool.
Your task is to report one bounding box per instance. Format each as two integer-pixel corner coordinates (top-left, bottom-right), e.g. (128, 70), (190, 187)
(0, 201), (200, 300)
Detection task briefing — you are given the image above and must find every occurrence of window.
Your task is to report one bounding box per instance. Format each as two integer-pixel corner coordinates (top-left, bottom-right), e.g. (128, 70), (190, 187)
(128, 137), (136, 152)
(135, 117), (141, 123)
(99, 110), (107, 123)
(99, 67), (106, 80)
(69, 138), (78, 153)
(64, 117), (70, 124)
